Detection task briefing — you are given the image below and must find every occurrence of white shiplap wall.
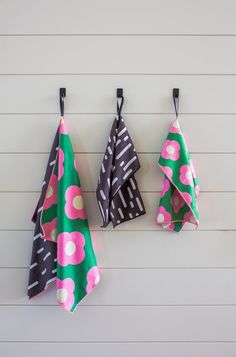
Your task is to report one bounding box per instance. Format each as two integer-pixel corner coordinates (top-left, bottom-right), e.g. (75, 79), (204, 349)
(1, 0), (236, 356)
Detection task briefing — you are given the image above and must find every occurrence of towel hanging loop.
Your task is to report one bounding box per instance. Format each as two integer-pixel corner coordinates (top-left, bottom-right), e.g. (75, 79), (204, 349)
(59, 88), (66, 117)
(173, 88), (179, 118)
(117, 88), (124, 117)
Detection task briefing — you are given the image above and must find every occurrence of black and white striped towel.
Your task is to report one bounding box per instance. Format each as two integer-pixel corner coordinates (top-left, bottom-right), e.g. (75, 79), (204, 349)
(96, 98), (146, 227)
(28, 128), (58, 298)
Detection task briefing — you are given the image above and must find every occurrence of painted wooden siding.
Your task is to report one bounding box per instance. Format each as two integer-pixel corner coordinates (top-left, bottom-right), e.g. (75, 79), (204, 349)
(1, 1), (236, 355)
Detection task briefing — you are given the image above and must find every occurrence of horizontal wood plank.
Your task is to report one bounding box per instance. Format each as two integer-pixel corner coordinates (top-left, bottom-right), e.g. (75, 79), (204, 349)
(1, 230), (236, 269)
(0, 153), (235, 192)
(1, 342), (236, 357)
(2, 36), (236, 74)
(1, 0), (236, 35)
(2, 268), (236, 306)
(0, 192), (234, 230)
(1, 305), (236, 341)
(2, 76), (236, 114)
(0, 114), (235, 153)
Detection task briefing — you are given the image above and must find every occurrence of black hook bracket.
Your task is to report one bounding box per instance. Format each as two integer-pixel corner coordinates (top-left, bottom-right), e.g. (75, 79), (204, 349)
(116, 88), (124, 116)
(172, 88), (179, 117)
(59, 87), (66, 117)
(117, 88), (123, 98)
(173, 88), (179, 99)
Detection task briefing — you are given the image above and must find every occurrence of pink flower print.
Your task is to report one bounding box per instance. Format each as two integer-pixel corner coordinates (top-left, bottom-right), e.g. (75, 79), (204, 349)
(189, 159), (197, 179)
(163, 222), (175, 231)
(184, 210), (196, 224)
(59, 118), (68, 134)
(65, 185), (86, 220)
(179, 165), (194, 186)
(57, 231), (85, 267)
(169, 119), (181, 134)
(161, 140), (180, 161)
(42, 218), (57, 241)
(182, 192), (192, 206)
(86, 266), (100, 294)
(171, 190), (185, 213)
(43, 174), (57, 210)
(195, 184), (200, 198)
(58, 148), (65, 181)
(160, 178), (170, 197)
(56, 278), (75, 312)
(156, 206), (172, 225)
(160, 165), (173, 179)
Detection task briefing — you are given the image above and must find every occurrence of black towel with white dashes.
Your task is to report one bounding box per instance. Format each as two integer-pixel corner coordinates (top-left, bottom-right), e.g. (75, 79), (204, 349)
(28, 129), (58, 298)
(96, 98), (146, 227)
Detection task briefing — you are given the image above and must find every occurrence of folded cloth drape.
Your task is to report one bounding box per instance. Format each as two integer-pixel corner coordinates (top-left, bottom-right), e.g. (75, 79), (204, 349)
(96, 105), (145, 227)
(28, 128), (59, 298)
(156, 119), (200, 232)
(28, 118), (99, 312)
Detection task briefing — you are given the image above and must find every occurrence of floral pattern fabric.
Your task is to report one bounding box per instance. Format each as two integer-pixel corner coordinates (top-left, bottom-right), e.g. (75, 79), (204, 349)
(156, 119), (199, 232)
(40, 118), (99, 312)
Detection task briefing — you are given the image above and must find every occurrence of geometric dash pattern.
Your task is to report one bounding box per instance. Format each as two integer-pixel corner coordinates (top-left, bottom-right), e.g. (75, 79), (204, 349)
(96, 113), (146, 227)
(27, 129), (58, 298)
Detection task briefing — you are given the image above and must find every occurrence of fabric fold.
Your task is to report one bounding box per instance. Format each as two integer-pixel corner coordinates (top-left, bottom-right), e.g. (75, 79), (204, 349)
(96, 114), (146, 227)
(28, 118), (99, 312)
(156, 118), (200, 232)
(28, 128), (59, 298)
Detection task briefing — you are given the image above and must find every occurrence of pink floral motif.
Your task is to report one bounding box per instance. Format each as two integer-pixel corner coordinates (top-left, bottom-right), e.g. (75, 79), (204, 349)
(156, 206), (172, 225)
(179, 165), (194, 186)
(163, 222), (175, 231)
(195, 184), (200, 198)
(182, 192), (192, 205)
(160, 178), (170, 197)
(161, 140), (180, 161)
(169, 119), (182, 134)
(58, 148), (65, 181)
(56, 278), (75, 312)
(171, 190), (185, 213)
(184, 210), (196, 224)
(42, 218), (57, 241)
(189, 159), (197, 179)
(86, 266), (100, 294)
(43, 174), (57, 210)
(160, 165), (173, 178)
(65, 185), (86, 220)
(59, 118), (68, 134)
(57, 231), (85, 267)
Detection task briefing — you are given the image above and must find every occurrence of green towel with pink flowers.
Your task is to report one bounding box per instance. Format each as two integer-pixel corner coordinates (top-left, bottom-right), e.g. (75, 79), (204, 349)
(156, 119), (200, 232)
(40, 118), (99, 312)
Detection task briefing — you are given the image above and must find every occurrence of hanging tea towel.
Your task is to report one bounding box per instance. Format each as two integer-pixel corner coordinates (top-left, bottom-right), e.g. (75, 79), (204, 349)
(28, 90), (99, 312)
(156, 91), (199, 232)
(28, 128), (58, 298)
(96, 90), (146, 227)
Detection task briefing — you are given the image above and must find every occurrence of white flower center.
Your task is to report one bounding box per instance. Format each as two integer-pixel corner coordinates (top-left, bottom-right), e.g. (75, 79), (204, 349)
(57, 288), (68, 303)
(65, 241), (76, 256)
(174, 197), (179, 206)
(166, 145), (175, 155)
(186, 170), (192, 181)
(51, 228), (57, 241)
(73, 195), (84, 210)
(46, 185), (53, 198)
(157, 213), (165, 223)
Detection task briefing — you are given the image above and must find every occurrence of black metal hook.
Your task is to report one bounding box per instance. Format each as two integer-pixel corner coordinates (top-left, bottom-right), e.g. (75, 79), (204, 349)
(116, 88), (124, 116)
(59, 88), (66, 117)
(173, 88), (179, 118)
